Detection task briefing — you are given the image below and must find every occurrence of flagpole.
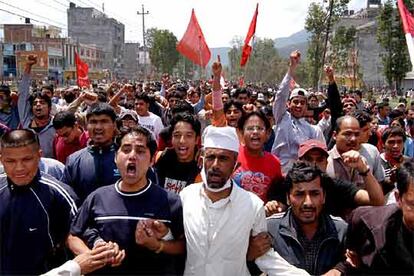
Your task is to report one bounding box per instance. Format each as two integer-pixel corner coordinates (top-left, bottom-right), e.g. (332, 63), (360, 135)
(198, 35), (203, 80)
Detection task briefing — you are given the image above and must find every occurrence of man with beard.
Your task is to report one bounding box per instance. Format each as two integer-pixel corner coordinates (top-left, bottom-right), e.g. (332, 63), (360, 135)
(18, 55), (56, 158)
(179, 126), (308, 275)
(327, 116), (381, 194)
(271, 50), (323, 174)
(267, 161), (347, 275)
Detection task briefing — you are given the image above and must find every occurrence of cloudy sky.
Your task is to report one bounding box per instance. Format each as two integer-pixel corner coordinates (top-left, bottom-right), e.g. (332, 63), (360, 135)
(1, 0), (368, 47)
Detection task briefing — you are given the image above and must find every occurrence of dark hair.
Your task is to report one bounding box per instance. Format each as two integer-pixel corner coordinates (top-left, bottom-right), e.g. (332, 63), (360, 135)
(86, 102), (117, 122)
(389, 109), (404, 121)
(0, 85), (11, 97)
(353, 90), (362, 97)
(166, 91), (183, 100)
(0, 129), (39, 149)
(53, 111), (77, 129)
(171, 100), (194, 115)
(115, 125), (157, 159)
(237, 111), (271, 131)
(381, 126), (406, 143)
(41, 84), (54, 93)
(233, 88), (250, 99)
(169, 113), (201, 137)
(224, 99), (244, 114)
(377, 102), (389, 110)
(334, 115), (358, 132)
(135, 92), (151, 104)
(29, 92), (52, 108)
(396, 160), (414, 196)
(285, 161), (325, 192)
(260, 105), (273, 117)
(351, 110), (372, 128)
(390, 117), (406, 129)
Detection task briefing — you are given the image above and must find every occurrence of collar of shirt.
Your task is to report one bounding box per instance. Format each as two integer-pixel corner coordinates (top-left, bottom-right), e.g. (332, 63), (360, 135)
(200, 181), (236, 209)
(329, 145), (342, 160)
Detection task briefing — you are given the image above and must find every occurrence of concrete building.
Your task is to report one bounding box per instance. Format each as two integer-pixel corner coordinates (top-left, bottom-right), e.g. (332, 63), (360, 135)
(63, 38), (105, 84)
(67, 2), (125, 78)
(334, 3), (386, 88)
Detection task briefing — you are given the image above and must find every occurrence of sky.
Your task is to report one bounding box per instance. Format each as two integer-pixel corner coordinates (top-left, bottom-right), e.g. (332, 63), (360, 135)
(0, 0), (368, 47)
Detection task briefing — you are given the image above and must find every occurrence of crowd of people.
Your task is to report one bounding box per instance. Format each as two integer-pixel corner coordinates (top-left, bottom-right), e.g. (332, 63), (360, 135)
(0, 50), (413, 275)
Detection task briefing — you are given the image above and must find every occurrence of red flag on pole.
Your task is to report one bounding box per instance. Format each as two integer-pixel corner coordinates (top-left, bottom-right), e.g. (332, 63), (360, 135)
(75, 51), (90, 88)
(240, 3), (259, 67)
(177, 9), (211, 67)
(397, 0), (414, 69)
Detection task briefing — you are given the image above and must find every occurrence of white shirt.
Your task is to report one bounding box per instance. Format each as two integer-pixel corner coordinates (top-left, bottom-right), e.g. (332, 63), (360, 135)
(41, 260), (80, 276)
(180, 183), (308, 276)
(138, 112), (164, 139)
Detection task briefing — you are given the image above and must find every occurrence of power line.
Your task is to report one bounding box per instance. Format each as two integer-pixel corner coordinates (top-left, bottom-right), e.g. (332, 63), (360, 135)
(0, 1), (66, 27)
(50, 0), (69, 9)
(0, 8), (65, 28)
(34, 0), (66, 14)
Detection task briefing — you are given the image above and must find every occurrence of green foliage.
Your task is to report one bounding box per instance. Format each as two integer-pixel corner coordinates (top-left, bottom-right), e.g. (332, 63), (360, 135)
(304, 0), (350, 89)
(227, 37), (286, 84)
(377, 0), (412, 91)
(147, 28), (179, 74)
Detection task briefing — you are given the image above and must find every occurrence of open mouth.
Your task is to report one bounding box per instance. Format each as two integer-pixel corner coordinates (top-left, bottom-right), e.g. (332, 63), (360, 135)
(177, 146), (189, 155)
(126, 163), (136, 175)
(249, 137), (262, 146)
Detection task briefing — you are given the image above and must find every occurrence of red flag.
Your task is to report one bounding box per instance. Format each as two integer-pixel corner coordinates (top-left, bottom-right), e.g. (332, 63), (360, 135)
(75, 51), (90, 88)
(177, 9), (211, 67)
(398, 0), (414, 68)
(240, 3), (259, 67)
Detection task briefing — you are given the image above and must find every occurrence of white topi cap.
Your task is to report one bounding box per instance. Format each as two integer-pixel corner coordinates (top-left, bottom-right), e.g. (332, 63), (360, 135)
(203, 126), (239, 153)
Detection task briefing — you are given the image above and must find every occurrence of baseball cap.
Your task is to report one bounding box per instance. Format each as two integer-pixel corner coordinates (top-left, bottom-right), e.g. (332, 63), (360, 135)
(298, 139), (328, 159)
(289, 88), (308, 100)
(119, 109), (138, 122)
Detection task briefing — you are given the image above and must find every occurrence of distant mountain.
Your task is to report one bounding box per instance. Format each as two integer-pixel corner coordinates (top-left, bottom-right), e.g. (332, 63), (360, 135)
(275, 29), (309, 48)
(274, 29), (309, 58)
(207, 30), (310, 67)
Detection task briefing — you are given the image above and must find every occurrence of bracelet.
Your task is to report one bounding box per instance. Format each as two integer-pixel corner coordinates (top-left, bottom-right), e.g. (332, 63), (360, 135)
(359, 167), (370, 177)
(155, 241), (164, 254)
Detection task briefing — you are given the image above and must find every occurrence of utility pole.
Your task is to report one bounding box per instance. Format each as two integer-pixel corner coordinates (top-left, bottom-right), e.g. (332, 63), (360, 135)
(137, 4), (149, 80)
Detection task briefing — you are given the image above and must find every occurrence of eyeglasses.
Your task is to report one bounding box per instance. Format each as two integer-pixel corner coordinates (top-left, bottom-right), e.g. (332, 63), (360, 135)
(244, 126), (266, 132)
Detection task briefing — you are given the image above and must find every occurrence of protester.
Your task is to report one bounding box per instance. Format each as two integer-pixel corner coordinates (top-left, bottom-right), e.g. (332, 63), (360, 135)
(340, 161), (414, 274)
(155, 112), (202, 194)
(69, 126), (185, 274)
(64, 103), (120, 202)
(234, 111), (283, 203)
(179, 125), (308, 275)
(18, 55), (56, 158)
(0, 129), (77, 274)
(53, 110), (89, 164)
(267, 162), (347, 275)
(271, 50), (324, 174)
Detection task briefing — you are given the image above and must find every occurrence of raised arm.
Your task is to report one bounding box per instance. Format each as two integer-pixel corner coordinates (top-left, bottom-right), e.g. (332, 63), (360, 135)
(18, 55), (37, 127)
(211, 56), (227, 127)
(272, 51), (300, 124)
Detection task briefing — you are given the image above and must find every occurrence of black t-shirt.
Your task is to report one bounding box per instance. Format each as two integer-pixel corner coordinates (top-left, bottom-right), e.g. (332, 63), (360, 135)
(155, 148), (201, 194)
(71, 180), (184, 275)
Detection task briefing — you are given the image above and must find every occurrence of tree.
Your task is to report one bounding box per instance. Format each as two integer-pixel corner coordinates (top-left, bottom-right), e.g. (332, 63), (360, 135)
(147, 28), (179, 75)
(377, 0), (412, 92)
(227, 37), (286, 84)
(329, 26), (360, 88)
(305, 0), (350, 89)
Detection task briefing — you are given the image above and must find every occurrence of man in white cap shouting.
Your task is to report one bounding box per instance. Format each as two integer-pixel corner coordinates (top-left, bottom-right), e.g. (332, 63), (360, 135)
(179, 126), (308, 276)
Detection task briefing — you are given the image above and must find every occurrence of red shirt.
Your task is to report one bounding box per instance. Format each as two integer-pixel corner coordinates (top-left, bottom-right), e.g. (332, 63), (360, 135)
(53, 130), (89, 164)
(233, 145), (283, 202)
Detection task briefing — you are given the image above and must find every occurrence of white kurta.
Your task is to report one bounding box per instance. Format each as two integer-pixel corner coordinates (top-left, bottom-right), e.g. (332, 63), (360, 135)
(180, 183), (308, 276)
